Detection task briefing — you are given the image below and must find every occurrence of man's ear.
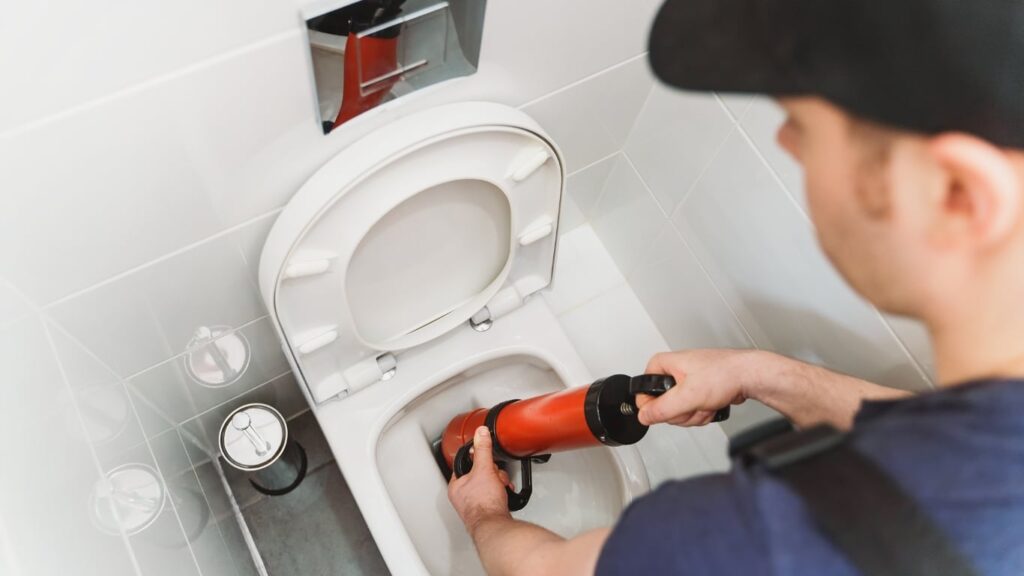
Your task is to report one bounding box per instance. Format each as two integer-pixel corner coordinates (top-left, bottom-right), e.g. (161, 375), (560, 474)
(927, 133), (1022, 248)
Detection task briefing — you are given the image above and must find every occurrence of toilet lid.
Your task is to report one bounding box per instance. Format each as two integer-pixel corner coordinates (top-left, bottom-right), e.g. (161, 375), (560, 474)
(259, 102), (564, 403)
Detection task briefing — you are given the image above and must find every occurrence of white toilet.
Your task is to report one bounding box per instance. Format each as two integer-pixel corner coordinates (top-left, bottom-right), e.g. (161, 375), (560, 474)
(259, 102), (651, 575)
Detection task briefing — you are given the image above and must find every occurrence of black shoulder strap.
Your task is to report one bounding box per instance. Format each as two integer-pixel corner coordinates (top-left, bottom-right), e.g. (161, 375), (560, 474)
(742, 424), (978, 576)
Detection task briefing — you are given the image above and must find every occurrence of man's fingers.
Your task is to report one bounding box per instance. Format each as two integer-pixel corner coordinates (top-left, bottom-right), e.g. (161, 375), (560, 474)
(638, 381), (702, 425)
(471, 427), (494, 469)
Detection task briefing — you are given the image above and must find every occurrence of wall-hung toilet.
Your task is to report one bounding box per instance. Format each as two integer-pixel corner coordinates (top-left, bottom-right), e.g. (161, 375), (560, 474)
(259, 102), (651, 575)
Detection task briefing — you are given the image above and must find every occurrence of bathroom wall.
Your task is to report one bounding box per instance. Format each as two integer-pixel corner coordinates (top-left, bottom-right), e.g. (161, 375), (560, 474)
(531, 62), (938, 433)
(0, 1), (667, 574)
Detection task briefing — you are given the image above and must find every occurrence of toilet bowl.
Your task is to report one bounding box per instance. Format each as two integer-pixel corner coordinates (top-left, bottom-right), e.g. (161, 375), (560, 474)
(259, 102), (651, 575)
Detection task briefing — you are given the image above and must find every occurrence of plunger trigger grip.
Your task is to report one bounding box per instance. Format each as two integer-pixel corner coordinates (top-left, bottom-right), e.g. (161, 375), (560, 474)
(628, 374), (731, 423)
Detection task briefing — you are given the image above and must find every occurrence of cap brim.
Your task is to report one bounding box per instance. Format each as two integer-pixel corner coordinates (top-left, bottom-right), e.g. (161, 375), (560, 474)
(648, 0), (805, 95)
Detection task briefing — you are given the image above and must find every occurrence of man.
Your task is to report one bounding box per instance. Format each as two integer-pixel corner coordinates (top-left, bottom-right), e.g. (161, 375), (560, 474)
(448, 0), (1024, 574)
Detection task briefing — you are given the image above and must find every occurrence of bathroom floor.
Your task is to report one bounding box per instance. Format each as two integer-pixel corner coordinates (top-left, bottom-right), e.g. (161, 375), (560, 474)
(224, 411), (389, 576)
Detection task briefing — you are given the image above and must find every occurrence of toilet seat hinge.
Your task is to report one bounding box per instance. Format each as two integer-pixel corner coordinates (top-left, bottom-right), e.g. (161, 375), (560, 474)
(469, 286), (525, 331)
(342, 352), (398, 395)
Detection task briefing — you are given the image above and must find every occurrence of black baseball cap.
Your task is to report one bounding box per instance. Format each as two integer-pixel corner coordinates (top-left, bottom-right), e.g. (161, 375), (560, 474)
(648, 0), (1024, 149)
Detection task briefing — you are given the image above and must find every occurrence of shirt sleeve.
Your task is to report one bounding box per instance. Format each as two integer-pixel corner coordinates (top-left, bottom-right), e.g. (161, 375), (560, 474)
(595, 470), (773, 576)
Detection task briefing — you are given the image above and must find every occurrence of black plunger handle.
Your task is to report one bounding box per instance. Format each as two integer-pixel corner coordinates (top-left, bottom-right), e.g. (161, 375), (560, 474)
(628, 374), (730, 423)
(452, 441), (533, 512)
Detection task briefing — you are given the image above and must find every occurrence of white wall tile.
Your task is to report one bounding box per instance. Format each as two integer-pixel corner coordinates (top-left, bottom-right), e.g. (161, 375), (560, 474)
(558, 283), (668, 377)
(0, 317), (138, 576)
(566, 154), (618, 220)
(590, 157), (667, 277)
(0, 1), (297, 133)
(543, 226), (625, 316)
(673, 131), (929, 392)
(623, 86), (735, 215)
(884, 314), (935, 381)
(128, 317), (290, 438)
(560, 154), (618, 235)
(739, 97), (805, 208)
(474, 0), (662, 108)
(0, 279), (32, 329)
(522, 56), (654, 173)
(0, 33), (322, 305)
(48, 217), (271, 378)
(629, 224), (754, 351)
(718, 93), (753, 120)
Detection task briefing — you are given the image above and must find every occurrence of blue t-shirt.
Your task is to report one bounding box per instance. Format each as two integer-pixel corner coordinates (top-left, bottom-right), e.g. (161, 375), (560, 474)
(597, 379), (1024, 575)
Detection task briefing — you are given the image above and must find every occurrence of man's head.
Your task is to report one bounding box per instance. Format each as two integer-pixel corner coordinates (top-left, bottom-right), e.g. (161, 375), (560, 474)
(647, 0), (1024, 328)
(774, 97), (1024, 322)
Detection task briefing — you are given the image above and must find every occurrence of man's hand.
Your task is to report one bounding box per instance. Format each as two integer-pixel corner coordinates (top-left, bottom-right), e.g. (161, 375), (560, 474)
(637, 349), (768, 426)
(638, 349), (910, 429)
(447, 427), (513, 535)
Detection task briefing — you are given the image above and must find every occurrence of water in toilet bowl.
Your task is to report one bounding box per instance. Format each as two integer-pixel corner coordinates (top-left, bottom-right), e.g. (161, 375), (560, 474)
(375, 355), (633, 575)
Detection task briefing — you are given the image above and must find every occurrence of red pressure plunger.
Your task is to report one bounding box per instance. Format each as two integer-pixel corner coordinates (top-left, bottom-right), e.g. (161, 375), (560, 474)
(432, 374), (729, 510)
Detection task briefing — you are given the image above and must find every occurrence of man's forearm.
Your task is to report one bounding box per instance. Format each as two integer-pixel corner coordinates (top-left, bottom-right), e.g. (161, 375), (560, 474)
(746, 352), (910, 429)
(469, 515), (608, 576)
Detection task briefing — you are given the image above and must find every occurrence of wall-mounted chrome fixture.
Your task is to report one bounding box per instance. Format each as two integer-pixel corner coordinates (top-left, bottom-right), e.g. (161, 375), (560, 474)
(305, 0), (487, 133)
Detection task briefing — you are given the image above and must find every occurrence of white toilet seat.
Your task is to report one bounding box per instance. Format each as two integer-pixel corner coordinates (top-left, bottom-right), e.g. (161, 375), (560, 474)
(260, 102), (564, 404)
(259, 102), (652, 575)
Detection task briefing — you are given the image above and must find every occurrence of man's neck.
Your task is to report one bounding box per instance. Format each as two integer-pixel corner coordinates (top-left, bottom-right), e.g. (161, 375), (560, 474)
(930, 303), (1024, 386)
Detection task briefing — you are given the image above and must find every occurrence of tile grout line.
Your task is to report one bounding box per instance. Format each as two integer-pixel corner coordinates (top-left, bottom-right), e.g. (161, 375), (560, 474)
(725, 101), (930, 383)
(565, 149), (621, 179)
(207, 451), (270, 576)
(178, 369), (296, 430)
(621, 150), (762, 350)
(112, 345), (210, 576)
(873, 310), (936, 389)
(175, 429), (254, 576)
(43, 209), (283, 310)
(516, 52), (650, 110)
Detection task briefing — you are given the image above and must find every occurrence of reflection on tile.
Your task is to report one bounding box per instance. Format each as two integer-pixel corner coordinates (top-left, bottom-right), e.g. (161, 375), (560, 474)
(48, 220), (271, 379)
(543, 225), (625, 316)
(623, 85), (735, 215)
(739, 97), (805, 208)
(628, 225), (753, 351)
(109, 440), (202, 576)
(0, 316), (137, 576)
(523, 56), (654, 172)
(674, 131), (928, 392)
(151, 429), (251, 576)
(128, 317), (290, 438)
(46, 323), (149, 466)
(590, 157), (666, 277)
